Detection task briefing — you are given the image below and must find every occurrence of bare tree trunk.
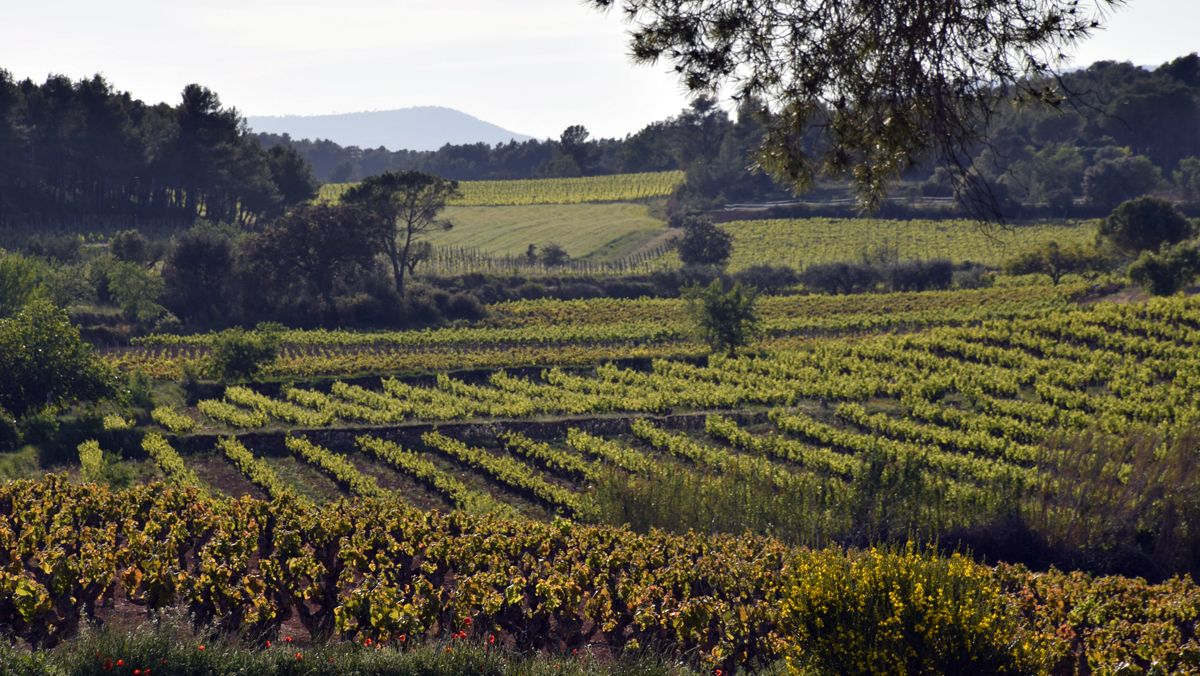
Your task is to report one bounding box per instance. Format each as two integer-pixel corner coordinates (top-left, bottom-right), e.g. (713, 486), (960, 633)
(384, 231), (404, 295)
(397, 222), (415, 297)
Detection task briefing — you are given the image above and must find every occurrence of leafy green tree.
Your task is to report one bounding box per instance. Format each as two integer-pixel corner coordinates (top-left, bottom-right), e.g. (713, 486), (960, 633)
(110, 229), (151, 264)
(247, 203), (388, 322)
(589, 0), (1119, 212)
(106, 261), (166, 323)
(162, 226), (236, 327)
(559, 124), (593, 174)
(0, 299), (113, 420)
(208, 327), (281, 382)
(342, 171), (461, 296)
(539, 243), (571, 267)
(266, 144), (319, 206)
(1129, 242), (1200, 296)
(1099, 197), (1193, 255)
(0, 253), (46, 318)
(1004, 241), (1109, 285)
(677, 216), (733, 268)
(1174, 156), (1200, 201)
(684, 279), (759, 357)
(1083, 155), (1163, 207)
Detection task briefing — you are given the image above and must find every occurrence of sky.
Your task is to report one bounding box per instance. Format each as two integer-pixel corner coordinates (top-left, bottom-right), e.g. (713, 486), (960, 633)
(1, 0), (1197, 141)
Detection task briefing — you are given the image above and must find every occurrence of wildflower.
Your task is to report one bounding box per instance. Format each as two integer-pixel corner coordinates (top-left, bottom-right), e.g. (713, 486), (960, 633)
(399, 634), (407, 643)
(197, 645), (205, 651)
(117, 660), (125, 667)
(488, 634), (496, 645)
(463, 617), (472, 627)
(134, 671), (142, 676)
(445, 647), (453, 654)
(284, 636), (294, 644)
(364, 638), (373, 647)
(295, 651), (303, 660)
(103, 661), (112, 671)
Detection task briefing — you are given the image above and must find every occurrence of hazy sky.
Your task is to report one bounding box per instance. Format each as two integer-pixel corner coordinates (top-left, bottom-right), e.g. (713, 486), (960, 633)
(2, 0), (1197, 140)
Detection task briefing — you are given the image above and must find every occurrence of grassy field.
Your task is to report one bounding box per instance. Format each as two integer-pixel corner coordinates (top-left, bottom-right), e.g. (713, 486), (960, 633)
(433, 203), (666, 260)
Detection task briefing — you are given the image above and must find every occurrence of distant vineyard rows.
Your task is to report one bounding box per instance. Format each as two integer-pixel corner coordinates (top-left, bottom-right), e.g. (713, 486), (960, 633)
(320, 170), (684, 206)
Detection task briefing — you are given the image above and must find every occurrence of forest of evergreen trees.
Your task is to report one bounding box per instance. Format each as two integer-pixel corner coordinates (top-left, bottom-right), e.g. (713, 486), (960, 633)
(0, 72), (316, 231)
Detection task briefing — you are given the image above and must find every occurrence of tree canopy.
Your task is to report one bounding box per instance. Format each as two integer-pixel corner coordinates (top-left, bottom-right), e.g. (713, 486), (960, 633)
(0, 74), (316, 229)
(1099, 197), (1193, 255)
(590, 0), (1122, 214)
(684, 279), (760, 357)
(0, 299), (113, 420)
(342, 171), (460, 296)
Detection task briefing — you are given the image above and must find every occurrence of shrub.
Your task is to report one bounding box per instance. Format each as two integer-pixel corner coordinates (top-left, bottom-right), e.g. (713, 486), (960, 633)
(0, 252), (47, 318)
(677, 216), (733, 267)
(952, 265), (993, 289)
(1004, 241), (1110, 285)
(1099, 196), (1192, 255)
(110, 229), (151, 264)
(0, 407), (20, 451)
(800, 262), (880, 294)
(1128, 241), (1200, 296)
(208, 328), (280, 382)
(780, 546), (1047, 675)
(889, 259), (954, 291)
(23, 233), (81, 263)
(732, 264), (800, 293)
(0, 299), (114, 420)
(539, 243), (570, 267)
(445, 292), (485, 321)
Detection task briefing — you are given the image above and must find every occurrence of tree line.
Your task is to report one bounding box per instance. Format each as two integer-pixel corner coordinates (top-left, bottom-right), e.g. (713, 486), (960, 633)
(0, 72), (317, 230)
(260, 54), (1200, 221)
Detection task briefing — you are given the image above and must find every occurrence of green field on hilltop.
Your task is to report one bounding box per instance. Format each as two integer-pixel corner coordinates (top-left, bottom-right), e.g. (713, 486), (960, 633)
(433, 202), (666, 260)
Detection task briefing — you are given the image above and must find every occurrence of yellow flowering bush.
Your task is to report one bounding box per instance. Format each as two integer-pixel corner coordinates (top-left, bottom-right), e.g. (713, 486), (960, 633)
(780, 546), (1050, 675)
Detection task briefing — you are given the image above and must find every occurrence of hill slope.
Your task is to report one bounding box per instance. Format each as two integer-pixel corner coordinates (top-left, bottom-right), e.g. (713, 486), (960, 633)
(246, 107), (533, 151)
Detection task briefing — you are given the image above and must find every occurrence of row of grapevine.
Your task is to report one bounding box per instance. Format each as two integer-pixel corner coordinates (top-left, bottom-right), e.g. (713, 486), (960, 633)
(3, 477), (1193, 673)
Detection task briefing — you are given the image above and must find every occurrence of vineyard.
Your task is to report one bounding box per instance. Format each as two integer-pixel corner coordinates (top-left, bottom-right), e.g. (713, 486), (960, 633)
(430, 202), (665, 261)
(649, 217), (1100, 271)
(6, 286), (1200, 671)
(113, 296), (1200, 538)
(108, 282), (1091, 379)
(2, 477), (1197, 673)
(320, 170), (684, 207)
(13, 235), (1200, 670)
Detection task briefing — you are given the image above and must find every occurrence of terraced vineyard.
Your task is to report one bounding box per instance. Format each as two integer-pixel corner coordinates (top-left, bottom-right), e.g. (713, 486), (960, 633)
(108, 282), (1092, 379)
(95, 296), (1196, 538)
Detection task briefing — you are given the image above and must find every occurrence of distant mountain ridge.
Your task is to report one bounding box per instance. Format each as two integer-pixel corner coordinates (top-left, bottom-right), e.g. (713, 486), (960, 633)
(246, 107), (534, 152)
